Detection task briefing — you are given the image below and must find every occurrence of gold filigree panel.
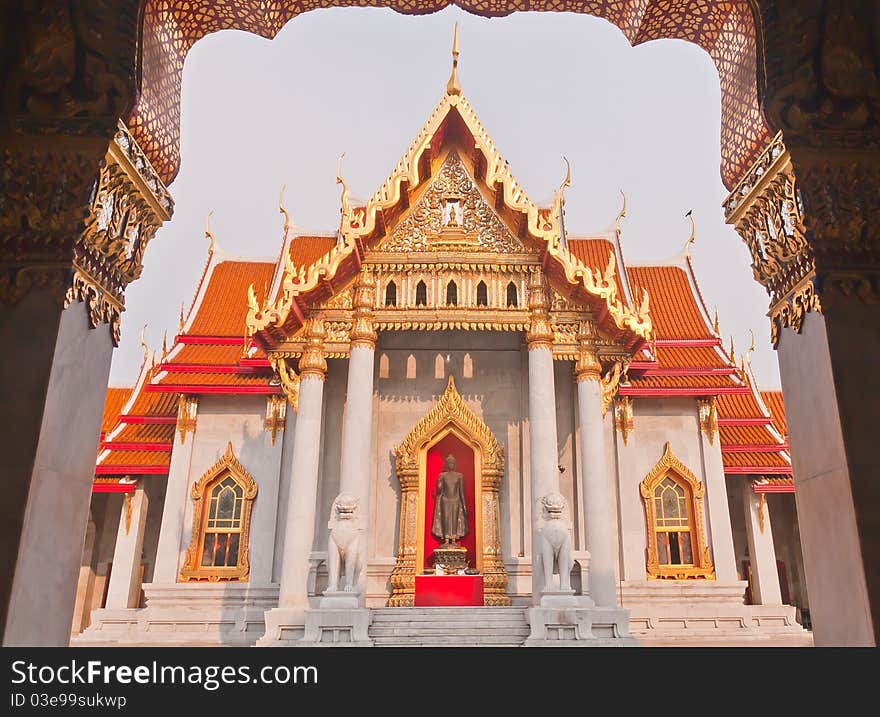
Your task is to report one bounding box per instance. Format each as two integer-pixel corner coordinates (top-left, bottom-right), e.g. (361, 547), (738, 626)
(380, 153), (527, 254)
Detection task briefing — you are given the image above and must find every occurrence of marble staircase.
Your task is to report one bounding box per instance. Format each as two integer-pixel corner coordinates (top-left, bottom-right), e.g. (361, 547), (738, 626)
(368, 607), (530, 647)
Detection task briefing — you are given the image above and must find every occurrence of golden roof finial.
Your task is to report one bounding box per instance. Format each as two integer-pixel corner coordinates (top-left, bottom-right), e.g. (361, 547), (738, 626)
(205, 211), (216, 254)
(683, 209), (695, 257)
(614, 189), (627, 233)
(446, 23), (461, 96)
(745, 329), (756, 366)
(729, 335), (735, 363)
(279, 184), (291, 236)
(161, 330), (168, 360)
(713, 306), (720, 335)
(179, 302), (185, 334)
(140, 324), (150, 362)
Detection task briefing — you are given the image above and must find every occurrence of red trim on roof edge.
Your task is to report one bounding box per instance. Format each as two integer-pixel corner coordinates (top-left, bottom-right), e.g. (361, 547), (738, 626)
(725, 466), (793, 475)
(92, 483), (137, 493)
(100, 441), (174, 451)
(157, 363), (264, 375)
(717, 417), (774, 426)
(653, 338), (722, 348)
(618, 386), (751, 397)
(638, 366), (738, 377)
(753, 483), (795, 494)
(144, 384), (281, 395)
(721, 443), (789, 453)
(95, 466), (169, 475)
(118, 416), (177, 425)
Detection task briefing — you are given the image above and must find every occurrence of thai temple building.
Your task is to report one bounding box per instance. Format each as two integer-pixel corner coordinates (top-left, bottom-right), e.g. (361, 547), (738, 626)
(72, 36), (812, 647)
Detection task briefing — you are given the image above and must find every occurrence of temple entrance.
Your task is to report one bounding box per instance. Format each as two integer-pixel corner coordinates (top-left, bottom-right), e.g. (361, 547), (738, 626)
(388, 376), (509, 607)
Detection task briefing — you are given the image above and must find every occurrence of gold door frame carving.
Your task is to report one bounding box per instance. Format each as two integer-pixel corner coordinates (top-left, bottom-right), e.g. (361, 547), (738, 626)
(389, 375), (509, 606)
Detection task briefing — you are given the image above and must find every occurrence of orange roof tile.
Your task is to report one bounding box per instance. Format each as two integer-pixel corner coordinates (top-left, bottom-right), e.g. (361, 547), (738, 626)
(101, 387), (131, 434)
(123, 389), (179, 417)
(155, 371), (274, 387)
(187, 260), (275, 337)
(628, 265), (713, 340)
(566, 238), (627, 302)
(629, 374), (736, 389)
(289, 236), (338, 271)
(165, 344), (248, 365)
(761, 390), (787, 437)
(113, 423), (176, 443)
(97, 449), (171, 467)
(723, 451), (790, 468)
(718, 424), (779, 445)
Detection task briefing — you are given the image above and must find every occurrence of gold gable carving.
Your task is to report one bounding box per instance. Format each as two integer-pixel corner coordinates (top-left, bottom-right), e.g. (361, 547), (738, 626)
(380, 153), (527, 254)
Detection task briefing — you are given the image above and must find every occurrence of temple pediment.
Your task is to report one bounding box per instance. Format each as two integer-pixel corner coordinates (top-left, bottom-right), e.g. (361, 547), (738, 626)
(377, 153), (529, 255)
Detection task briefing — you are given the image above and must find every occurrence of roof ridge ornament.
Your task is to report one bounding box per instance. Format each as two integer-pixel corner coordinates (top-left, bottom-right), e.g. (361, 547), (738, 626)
(614, 189), (627, 234)
(446, 23), (461, 96)
(279, 184), (291, 237)
(205, 211), (216, 255)
(683, 209), (696, 257)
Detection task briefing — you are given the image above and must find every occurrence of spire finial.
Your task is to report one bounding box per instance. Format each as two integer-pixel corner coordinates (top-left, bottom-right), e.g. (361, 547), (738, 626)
(205, 211), (215, 254)
(179, 302), (185, 334)
(140, 324), (150, 362)
(684, 209), (695, 257)
(279, 184), (291, 236)
(713, 306), (720, 335)
(446, 23), (461, 96)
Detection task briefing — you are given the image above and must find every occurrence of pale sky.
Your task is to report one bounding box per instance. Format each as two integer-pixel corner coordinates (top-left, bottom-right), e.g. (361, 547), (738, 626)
(112, 6), (779, 388)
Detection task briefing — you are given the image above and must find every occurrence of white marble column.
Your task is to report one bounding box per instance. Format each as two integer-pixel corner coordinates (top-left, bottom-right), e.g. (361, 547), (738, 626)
(104, 487), (149, 609)
(742, 483), (783, 605)
(576, 349), (618, 607)
(152, 399), (197, 584)
(277, 321), (327, 609)
(526, 273), (560, 599)
(336, 274), (377, 602)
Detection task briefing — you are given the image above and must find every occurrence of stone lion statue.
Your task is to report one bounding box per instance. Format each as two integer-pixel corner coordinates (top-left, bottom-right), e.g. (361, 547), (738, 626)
(538, 492), (574, 592)
(326, 493), (360, 593)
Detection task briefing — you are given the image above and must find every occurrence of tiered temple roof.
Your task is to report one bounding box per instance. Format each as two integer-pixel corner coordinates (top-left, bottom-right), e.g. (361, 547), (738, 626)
(96, 57), (791, 492)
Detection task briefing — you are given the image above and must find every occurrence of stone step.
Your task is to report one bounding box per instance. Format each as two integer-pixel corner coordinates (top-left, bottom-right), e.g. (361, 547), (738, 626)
(370, 625), (531, 635)
(371, 637), (524, 647)
(368, 607), (530, 647)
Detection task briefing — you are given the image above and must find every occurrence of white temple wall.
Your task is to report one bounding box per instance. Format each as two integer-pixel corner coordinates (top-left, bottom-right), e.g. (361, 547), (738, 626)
(176, 394), (283, 587)
(616, 397), (708, 583)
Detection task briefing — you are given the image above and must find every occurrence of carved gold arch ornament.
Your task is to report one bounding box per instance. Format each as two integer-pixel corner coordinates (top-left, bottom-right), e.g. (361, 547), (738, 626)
(180, 443), (258, 582)
(389, 375), (508, 606)
(639, 442), (715, 581)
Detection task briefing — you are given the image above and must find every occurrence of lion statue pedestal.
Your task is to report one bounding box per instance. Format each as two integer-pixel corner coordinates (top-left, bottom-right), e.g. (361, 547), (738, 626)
(299, 493), (373, 647)
(525, 493), (638, 647)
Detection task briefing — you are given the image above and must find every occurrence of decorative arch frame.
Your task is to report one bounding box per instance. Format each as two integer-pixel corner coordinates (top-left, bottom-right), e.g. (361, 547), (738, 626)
(639, 442), (715, 581)
(180, 442), (258, 582)
(389, 375), (508, 606)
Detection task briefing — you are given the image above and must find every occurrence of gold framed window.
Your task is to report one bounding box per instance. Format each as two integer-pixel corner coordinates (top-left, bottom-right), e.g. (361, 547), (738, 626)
(640, 442), (715, 580)
(180, 442), (257, 582)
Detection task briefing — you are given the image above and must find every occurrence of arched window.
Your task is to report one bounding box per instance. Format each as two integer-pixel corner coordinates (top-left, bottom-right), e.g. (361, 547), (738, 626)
(506, 281), (518, 308)
(476, 280), (488, 307)
(446, 280), (458, 306)
(180, 443), (257, 582)
(639, 442), (714, 580)
(385, 281), (397, 307)
(415, 280), (427, 306)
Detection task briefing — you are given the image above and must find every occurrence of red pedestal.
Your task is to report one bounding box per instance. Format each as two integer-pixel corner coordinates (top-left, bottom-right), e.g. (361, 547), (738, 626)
(414, 575), (484, 607)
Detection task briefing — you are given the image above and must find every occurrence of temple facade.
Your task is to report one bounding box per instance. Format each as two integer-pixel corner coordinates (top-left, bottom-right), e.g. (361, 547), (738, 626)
(72, 44), (812, 647)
